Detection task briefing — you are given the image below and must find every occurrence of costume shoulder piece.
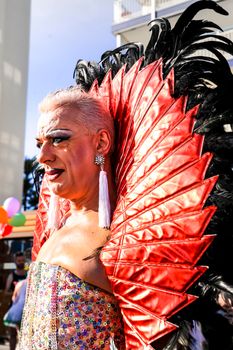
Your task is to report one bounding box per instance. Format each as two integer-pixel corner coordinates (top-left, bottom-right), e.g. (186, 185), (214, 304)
(98, 59), (217, 349)
(34, 1), (233, 348)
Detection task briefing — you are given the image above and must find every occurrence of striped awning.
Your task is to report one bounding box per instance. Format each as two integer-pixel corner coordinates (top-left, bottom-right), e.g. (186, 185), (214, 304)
(9, 210), (36, 238)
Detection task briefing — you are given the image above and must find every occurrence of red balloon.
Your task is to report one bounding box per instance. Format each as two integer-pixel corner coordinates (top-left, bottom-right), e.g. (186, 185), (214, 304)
(0, 224), (13, 238)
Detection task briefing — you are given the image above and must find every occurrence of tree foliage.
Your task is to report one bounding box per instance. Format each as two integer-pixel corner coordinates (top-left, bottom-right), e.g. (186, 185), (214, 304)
(22, 157), (39, 210)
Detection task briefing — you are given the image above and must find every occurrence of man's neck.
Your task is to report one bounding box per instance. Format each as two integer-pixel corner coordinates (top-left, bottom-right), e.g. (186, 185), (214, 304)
(15, 269), (26, 276)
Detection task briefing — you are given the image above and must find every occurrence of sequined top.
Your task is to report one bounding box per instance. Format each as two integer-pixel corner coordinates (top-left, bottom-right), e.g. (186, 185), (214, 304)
(19, 261), (125, 350)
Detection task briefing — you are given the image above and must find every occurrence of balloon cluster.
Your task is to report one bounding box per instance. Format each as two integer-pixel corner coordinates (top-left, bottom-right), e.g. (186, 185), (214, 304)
(0, 197), (26, 238)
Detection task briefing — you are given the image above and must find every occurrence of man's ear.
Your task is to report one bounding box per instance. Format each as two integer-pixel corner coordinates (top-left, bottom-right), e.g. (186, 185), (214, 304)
(96, 129), (112, 155)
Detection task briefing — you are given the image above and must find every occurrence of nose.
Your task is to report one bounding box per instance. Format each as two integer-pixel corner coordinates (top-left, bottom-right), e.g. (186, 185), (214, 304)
(37, 142), (55, 165)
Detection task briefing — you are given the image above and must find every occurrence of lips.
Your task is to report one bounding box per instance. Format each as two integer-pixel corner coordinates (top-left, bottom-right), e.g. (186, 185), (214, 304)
(45, 168), (64, 181)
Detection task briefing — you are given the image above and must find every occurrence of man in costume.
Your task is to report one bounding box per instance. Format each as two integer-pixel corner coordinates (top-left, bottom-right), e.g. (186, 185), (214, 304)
(26, 0), (233, 349)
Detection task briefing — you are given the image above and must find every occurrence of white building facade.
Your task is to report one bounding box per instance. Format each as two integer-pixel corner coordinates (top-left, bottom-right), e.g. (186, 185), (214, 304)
(0, 0), (31, 204)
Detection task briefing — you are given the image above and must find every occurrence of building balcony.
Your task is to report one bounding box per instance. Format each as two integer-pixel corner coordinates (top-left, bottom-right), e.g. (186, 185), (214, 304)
(112, 0), (233, 66)
(112, 0), (232, 37)
(113, 0), (190, 24)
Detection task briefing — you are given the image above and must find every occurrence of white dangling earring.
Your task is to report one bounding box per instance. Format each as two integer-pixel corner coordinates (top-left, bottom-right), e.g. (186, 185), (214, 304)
(47, 192), (61, 233)
(94, 154), (111, 229)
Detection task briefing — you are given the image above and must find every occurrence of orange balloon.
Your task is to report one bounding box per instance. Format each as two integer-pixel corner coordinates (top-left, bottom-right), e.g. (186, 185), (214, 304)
(0, 207), (8, 224)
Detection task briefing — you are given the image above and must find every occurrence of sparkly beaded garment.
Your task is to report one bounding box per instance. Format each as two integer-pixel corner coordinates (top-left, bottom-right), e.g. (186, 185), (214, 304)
(19, 262), (125, 350)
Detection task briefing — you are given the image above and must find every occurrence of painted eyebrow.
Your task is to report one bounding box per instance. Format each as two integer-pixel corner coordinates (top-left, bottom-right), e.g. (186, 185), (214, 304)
(35, 128), (72, 141)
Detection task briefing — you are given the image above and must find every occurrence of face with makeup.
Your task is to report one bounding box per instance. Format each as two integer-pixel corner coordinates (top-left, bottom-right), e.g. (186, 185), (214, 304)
(36, 105), (105, 208)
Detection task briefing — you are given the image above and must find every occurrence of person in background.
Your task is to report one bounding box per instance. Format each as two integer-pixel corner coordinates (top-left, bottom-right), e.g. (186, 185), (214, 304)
(4, 252), (27, 294)
(3, 279), (27, 349)
(4, 252), (27, 350)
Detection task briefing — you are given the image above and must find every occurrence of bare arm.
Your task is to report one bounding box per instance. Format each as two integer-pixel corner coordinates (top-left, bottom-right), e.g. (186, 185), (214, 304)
(12, 280), (25, 302)
(4, 273), (13, 293)
(81, 255), (113, 293)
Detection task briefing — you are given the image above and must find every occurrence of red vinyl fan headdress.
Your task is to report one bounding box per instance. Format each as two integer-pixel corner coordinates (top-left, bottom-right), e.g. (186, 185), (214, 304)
(34, 59), (217, 349)
(92, 59), (217, 349)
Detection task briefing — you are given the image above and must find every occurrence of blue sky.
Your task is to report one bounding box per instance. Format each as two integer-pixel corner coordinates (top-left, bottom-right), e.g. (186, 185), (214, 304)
(25, 0), (115, 157)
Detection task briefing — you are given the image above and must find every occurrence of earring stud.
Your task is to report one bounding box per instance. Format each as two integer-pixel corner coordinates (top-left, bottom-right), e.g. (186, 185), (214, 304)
(94, 154), (105, 167)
